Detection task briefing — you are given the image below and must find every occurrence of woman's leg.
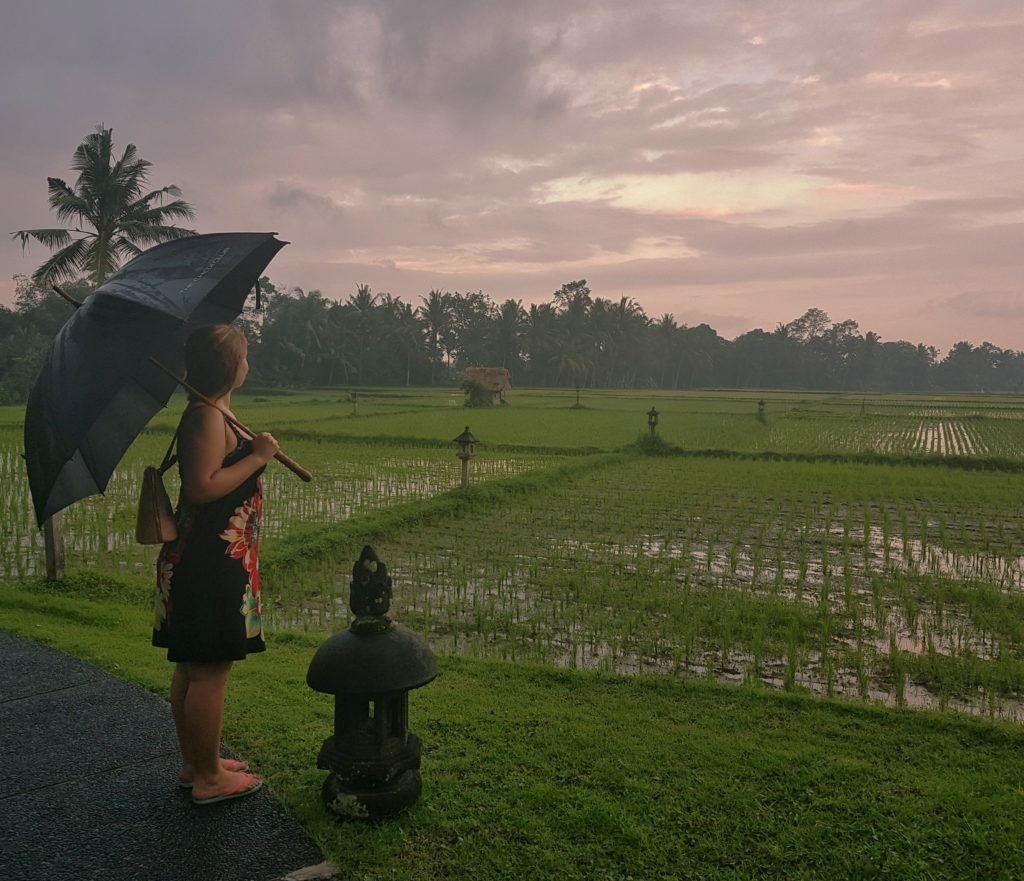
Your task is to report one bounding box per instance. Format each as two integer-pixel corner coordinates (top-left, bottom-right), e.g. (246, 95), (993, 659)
(170, 663), (192, 774)
(172, 661), (250, 786)
(184, 660), (254, 798)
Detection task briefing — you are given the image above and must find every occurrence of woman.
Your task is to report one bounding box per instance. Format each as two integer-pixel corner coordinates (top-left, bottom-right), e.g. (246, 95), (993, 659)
(153, 324), (279, 805)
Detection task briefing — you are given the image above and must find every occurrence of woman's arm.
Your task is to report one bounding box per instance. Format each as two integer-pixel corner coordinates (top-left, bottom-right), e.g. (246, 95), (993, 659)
(178, 405), (278, 505)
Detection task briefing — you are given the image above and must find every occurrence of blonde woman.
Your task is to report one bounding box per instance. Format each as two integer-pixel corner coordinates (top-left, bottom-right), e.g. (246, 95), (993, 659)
(153, 324), (278, 805)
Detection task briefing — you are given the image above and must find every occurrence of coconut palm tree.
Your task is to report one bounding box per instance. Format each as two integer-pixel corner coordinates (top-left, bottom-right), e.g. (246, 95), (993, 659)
(492, 298), (528, 371)
(382, 297), (425, 386)
(13, 126), (195, 285)
(417, 289), (453, 385)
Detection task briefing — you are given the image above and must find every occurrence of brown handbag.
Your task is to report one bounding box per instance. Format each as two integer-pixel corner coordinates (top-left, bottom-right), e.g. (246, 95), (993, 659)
(136, 427), (180, 545)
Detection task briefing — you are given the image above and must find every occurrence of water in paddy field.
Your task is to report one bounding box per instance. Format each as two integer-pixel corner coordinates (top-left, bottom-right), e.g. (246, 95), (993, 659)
(274, 516), (1024, 723)
(6, 393), (1024, 723)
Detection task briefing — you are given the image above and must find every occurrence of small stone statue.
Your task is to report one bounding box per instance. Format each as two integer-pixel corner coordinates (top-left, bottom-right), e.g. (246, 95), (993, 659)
(349, 545), (393, 632)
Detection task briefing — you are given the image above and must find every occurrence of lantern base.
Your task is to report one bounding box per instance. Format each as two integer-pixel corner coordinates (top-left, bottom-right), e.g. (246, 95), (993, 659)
(316, 732), (422, 785)
(321, 769), (422, 821)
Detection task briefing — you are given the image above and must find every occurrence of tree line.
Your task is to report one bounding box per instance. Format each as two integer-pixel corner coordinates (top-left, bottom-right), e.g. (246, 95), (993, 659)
(3, 273), (1023, 403)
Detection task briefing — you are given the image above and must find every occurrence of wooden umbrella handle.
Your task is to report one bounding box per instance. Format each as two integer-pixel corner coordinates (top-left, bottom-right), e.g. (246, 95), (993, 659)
(149, 357), (313, 483)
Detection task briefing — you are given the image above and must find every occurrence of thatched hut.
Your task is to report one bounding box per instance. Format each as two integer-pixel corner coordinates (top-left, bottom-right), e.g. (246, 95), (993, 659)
(462, 367), (512, 405)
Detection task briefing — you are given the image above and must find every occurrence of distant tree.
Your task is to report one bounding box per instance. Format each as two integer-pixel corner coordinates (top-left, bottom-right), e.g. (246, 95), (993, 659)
(732, 328), (774, 388)
(492, 299), (528, 372)
(680, 323), (726, 387)
(0, 275), (92, 402)
(524, 302), (559, 385)
(785, 307), (831, 343)
(256, 287), (331, 385)
(553, 280), (594, 385)
(591, 296), (646, 387)
(872, 341), (935, 391)
(13, 126), (195, 285)
(653, 314), (683, 388)
(447, 291), (493, 369)
(346, 283), (380, 385)
(382, 295), (424, 386)
(553, 279), (592, 312)
(417, 289), (453, 385)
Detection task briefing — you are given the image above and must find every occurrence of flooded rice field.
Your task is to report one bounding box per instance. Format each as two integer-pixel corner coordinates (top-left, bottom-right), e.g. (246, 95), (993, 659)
(275, 455), (1024, 721)
(6, 393), (1024, 723)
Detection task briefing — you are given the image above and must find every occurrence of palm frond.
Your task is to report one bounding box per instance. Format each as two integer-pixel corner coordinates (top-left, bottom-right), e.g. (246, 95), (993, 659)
(110, 236), (143, 261)
(31, 237), (90, 285)
(119, 223), (197, 248)
(127, 199), (197, 228)
(109, 143), (150, 202)
(10, 228), (75, 251)
(134, 184), (187, 208)
(47, 178), (92, 225)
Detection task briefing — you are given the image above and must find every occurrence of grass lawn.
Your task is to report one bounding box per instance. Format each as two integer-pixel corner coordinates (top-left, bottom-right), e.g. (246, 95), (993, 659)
(3, 582), (1024, 880)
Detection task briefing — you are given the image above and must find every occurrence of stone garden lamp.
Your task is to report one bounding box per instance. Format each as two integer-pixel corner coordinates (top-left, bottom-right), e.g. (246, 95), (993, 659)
(307, 546), (437, 820)
(453, 426), (479, 488)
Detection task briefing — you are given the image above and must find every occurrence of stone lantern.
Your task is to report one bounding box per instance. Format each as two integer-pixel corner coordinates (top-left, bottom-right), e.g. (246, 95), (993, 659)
(453, 425), (478, 488)
(647, 407), (659, 435)
(307, 546), (438, 820)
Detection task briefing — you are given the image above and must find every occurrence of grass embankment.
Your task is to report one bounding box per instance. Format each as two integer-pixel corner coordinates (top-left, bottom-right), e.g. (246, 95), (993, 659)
(4, 583), (1024, 881)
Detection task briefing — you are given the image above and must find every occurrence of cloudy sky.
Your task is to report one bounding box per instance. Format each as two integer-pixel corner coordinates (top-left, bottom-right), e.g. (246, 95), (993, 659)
(2, 1), (1022, 351)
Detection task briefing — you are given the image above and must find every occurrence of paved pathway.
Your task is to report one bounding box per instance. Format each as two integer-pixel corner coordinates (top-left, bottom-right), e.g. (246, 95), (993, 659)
(0, 631), (335, 881)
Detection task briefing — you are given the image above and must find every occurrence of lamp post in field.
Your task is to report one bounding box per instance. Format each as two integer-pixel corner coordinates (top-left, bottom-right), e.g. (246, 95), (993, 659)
(453, 426), (478, 488)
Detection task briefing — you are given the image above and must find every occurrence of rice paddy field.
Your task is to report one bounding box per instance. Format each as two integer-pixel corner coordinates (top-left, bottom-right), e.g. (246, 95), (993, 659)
(5, 387), (1024, 720)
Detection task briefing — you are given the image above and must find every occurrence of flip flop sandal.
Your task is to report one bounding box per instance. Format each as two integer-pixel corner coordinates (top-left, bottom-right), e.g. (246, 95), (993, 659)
(179, 759), (251, 789)
(192, 773), (263, 806)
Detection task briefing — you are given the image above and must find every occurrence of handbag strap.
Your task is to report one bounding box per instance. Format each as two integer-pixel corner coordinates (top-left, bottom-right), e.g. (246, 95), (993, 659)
(158, 422), (182, 476)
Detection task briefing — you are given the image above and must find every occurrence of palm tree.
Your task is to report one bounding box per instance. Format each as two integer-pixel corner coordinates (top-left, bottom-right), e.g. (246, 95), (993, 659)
(259, 288), (330, 384)
(417, 289), (452, 385)
(492, 299), (528, 371)
(525, 302), (559, 385)
(346, 283), (380, 385)
(655, 314), (679, 388)
(384, 298), (424, 386)
(13, 126), (196, 285)
(593, 296), (645, 387)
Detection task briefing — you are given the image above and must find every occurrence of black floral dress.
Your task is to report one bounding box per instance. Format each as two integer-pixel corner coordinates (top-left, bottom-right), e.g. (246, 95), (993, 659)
(153, 418), (266, 663)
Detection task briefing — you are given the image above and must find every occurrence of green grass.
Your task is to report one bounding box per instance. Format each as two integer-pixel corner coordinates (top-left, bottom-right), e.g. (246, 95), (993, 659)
(7, 387), (1024, 875)
(4, 582), (1024, 880)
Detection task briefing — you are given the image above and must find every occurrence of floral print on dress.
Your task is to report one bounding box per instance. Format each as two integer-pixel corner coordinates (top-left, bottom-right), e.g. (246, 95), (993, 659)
(240, 577), (263, 638)
(154, 560), (174, 629)
(152, 414), (267, 661)
(220, 492), (261, 574)
(221, 488), (263, 638)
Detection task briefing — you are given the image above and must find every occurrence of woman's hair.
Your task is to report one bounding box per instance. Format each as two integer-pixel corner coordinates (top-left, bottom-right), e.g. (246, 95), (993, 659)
(184, 324), (248, 398)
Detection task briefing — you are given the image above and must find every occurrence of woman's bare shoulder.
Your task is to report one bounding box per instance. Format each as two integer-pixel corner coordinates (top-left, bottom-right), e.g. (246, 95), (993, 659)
(180, 402), (224, 437)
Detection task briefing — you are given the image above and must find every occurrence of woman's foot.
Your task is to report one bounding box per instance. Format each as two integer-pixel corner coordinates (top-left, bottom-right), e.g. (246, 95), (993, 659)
(178, 757), (249, 788)
(192, 770), (263, 805)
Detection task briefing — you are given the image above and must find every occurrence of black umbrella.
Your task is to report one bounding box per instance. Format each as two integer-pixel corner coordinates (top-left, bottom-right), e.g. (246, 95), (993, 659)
(25, 231), (292, 526)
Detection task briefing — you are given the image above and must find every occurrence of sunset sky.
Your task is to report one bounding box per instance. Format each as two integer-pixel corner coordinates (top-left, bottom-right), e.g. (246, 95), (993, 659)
(2, 1), (1022, 352)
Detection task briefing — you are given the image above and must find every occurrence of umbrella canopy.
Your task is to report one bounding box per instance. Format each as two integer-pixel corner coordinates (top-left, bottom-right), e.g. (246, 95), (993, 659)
(25, 232), (287, 526)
